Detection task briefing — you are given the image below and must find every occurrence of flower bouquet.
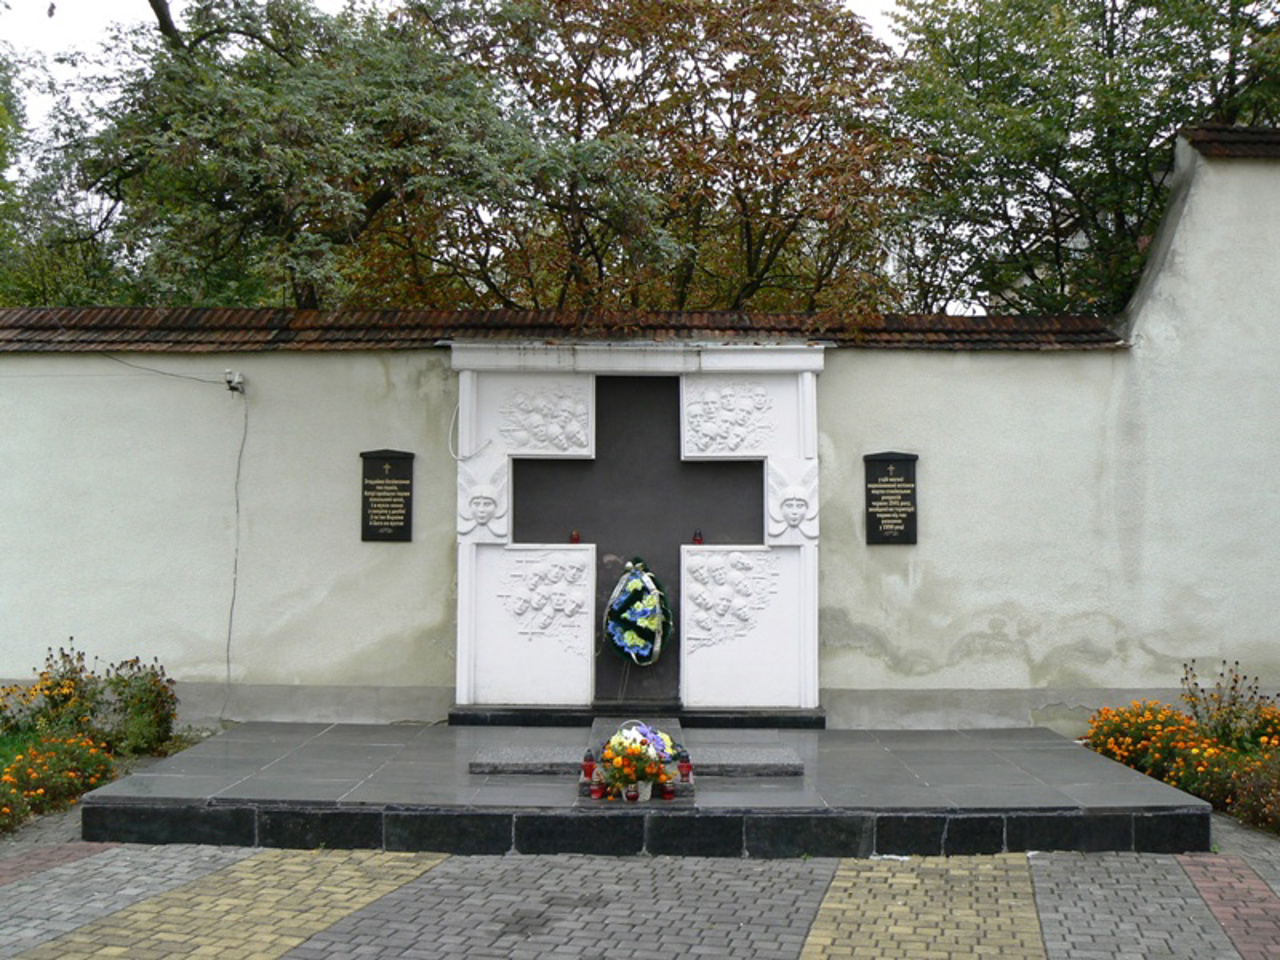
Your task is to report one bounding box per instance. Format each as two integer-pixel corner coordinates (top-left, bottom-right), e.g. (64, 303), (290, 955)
(596, 720), (681, 801)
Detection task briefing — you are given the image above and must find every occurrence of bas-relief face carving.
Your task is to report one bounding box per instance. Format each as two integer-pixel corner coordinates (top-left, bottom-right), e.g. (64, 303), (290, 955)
(781, 496), (808, 527)
(684, 380), (774, 454)
(470, 495), (497, 526)
(766, 463), (818, 543)
(500, 553), (592, 654)
(499, 384), (591, 452)
(685, 551), (781, 651)
(458, 464), (509, 539)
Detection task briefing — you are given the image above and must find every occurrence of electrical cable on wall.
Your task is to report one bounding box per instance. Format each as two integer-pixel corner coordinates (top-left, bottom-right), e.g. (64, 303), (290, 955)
(94, 356), (251, 724)
(220, 374), (248, 723)
(448, 403), (490, 461)
(106, 352), (250, 723)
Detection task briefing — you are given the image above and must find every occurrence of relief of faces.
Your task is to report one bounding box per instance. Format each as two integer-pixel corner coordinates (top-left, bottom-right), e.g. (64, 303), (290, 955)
(712, 586), (734, 616)
(563, 422), (587, 447)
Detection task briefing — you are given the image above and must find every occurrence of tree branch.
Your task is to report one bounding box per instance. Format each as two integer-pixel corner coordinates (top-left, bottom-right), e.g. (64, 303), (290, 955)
(147, 0), (187, 51)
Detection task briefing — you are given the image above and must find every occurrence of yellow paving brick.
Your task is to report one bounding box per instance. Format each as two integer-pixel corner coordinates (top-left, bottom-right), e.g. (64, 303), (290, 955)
(801, 855), (1048, 960)
(16, 849), (447, 960)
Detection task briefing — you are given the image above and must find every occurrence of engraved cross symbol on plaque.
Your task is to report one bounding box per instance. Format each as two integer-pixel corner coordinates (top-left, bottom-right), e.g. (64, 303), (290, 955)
(511, 376), (763, 707)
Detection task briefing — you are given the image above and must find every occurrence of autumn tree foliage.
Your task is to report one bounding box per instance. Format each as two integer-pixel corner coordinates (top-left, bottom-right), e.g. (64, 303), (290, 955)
(377, 0), (905, 313)
(28, 0), (900, 313)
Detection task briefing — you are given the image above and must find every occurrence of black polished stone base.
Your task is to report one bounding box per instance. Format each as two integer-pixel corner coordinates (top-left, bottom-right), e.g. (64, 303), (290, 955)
(80, 799), (1210, 857)
(449, 705), (826, 729)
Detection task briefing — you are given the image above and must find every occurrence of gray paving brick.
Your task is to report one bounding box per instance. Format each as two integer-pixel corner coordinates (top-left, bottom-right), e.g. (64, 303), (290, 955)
(1213, 812), (1280, 898)
(1030, 851), (1241, 960)
(282, 854), (837, 960)
(0, 843), (257, 958)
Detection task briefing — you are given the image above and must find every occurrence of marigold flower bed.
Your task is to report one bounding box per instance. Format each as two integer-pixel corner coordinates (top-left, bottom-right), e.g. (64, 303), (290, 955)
(1086, 665), (1280, 835)
(0, 733), (116, 832)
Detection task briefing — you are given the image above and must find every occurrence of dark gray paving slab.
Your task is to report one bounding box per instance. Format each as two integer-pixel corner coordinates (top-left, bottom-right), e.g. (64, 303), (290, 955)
(80, 723), (1212, 855)
(135, 756), (272, 777)
(937, 784), (1080, 809)
(309, 723), (434, 745)
(214, 777), (364, 802)
(694, 779), (827, 808)
(906, 763), (1047, 787)
(339, 782), (480, 805)
(216, 721), (333, 742)
(87, 774), (250, 800)
(687, 745), (804, 776)
(470, 745), (580, 775)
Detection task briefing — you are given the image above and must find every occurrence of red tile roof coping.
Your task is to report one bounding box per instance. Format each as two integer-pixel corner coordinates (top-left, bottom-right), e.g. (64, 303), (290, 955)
(0, 307), (1125, 353)
(1185, 124), (1280, 158)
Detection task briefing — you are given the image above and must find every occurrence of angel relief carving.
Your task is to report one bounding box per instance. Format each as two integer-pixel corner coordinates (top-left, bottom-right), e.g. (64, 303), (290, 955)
(767, 461), (818, 543)
(458, 461), (509, 540)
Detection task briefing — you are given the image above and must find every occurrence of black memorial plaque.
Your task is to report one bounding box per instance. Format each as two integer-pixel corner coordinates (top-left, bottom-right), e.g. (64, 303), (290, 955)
(361, 450), (414, 542)
(864, 452), (918, 545)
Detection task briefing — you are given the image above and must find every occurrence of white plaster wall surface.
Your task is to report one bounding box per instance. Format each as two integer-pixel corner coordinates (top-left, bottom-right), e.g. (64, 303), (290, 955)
(0, 350), (458, 710)
(818, 349), (1135, 694)
(1120, 149), (1280, 679)
(818, 147), (1280, 710)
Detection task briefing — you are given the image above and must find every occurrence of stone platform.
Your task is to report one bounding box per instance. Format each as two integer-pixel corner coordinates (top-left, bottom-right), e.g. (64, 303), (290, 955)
(79, 723), (1211, 858)
(470, 717), (805, 778)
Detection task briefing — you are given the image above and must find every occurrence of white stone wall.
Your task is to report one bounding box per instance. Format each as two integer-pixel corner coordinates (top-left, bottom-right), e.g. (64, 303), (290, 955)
(0, 351), (459, 723)
(818, 144), (1280, 729)
(2, 143), (1277, 730)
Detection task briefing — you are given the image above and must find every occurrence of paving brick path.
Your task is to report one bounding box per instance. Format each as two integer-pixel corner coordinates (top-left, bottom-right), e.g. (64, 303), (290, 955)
(3, 812), (1280, 958)
(801, 854), (1045, 959)
(1031, 852), (1239, 959)
(1180, 855), (1280, 960)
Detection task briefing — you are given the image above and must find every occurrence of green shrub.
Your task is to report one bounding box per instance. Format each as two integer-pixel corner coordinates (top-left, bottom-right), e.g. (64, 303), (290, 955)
(101, 657), (178, 756)
(1181, 659), (1277, 750)
(1, 642), (181, 757)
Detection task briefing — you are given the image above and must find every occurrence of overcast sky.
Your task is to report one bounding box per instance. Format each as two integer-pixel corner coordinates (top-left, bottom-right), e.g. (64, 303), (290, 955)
(3, 0), (900, 60)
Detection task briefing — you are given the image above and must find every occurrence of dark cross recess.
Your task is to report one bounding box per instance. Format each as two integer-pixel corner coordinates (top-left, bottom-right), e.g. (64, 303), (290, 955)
(513, 376), (763, 707)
